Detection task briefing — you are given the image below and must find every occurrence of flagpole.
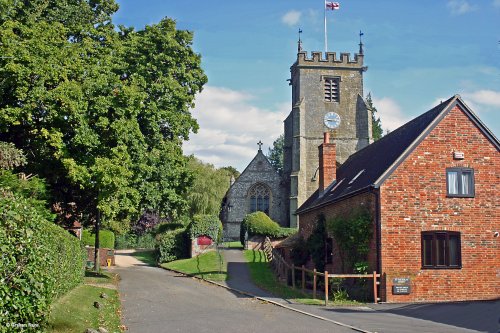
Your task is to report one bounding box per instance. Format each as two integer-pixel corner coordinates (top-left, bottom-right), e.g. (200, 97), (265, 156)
(324, 0), (327, 52)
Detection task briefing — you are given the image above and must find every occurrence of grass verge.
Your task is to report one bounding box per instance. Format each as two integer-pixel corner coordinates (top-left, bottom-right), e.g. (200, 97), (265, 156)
(243, 250), (362, 306)
(161, 251), (227, 281)
(48, 271), (122, 332)
(131, 249), (158, 266)
(223, 241), (243, 249)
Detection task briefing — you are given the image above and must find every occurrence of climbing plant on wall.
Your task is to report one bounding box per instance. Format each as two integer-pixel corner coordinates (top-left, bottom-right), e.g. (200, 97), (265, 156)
(327, 209), (373, 273)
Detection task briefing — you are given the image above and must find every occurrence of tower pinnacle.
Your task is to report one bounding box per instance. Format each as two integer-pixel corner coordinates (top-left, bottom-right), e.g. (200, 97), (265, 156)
(359, 30), (364, 55)
(298, 28), (303, 52)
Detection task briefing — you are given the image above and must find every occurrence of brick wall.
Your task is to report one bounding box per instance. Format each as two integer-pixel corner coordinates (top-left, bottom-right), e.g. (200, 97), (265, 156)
(298, 192), (377, 274)
(380, 105), (499, 302)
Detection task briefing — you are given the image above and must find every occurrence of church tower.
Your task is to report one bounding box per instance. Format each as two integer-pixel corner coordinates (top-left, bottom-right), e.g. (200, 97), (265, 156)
(283, 49), (372, 228)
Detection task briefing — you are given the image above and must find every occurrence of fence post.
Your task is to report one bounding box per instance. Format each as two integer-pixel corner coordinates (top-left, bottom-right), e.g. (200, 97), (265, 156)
(301, 265), (305, 292)
(313, 269), (317, 299)
(373, 271), (378, 304)
(292, 265), (296, 288)
(324, 271), (329, 306)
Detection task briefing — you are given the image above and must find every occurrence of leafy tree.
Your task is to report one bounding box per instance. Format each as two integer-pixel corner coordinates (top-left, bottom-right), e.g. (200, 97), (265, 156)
(267, 134), (284, 173)
(0, 1), (207, 232)
(185, 157), (233, 216)
(366, 93), (383, 141)
(220, 166), (240, 179)
(0, 142), (26, 170)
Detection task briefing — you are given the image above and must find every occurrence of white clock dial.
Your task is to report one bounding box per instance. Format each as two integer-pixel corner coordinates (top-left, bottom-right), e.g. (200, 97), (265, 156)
(324, 112), (341, 129)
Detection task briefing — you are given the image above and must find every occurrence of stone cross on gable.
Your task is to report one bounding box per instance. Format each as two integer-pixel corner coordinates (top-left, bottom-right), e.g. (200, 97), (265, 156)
(257, 140), (263, 151)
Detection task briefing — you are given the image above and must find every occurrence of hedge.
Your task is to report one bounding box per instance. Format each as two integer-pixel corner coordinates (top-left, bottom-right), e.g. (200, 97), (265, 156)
(156, 228), (189, 263)
(188, 214), (222, 242)
(0, 194), (85, 332)
(240, 211), (297, 245)
(82, 229), (115, 249)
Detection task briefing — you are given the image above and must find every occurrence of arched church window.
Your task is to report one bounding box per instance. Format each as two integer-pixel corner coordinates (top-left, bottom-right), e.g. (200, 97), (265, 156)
(248, 183), (271, 215)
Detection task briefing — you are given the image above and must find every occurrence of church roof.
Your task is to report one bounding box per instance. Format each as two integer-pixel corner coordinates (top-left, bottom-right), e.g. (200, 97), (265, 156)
(297, 95), (500, 214)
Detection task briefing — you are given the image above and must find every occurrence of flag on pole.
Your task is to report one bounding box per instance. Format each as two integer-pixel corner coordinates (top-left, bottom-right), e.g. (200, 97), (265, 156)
(325, 1), (340, 10)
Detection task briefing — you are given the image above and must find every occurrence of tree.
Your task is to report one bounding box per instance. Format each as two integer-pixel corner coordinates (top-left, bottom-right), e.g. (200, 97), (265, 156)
(366, 93), (383, 141)
(0, 1), (207, 232)
(267, 134), (284, 173)
(184, 157), (233, 217)
(0, 142), (26, 170)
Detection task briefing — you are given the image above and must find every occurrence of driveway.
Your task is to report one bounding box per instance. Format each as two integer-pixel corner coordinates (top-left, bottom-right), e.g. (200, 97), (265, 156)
(113, 251), (499, 333)
(113, 253), (357, 333)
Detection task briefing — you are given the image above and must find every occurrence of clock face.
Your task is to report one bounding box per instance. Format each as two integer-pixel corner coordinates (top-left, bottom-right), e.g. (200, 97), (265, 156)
(324, 112), (341, 129)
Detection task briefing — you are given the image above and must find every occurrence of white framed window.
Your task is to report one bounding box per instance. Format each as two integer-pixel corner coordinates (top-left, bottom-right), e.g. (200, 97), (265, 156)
(446, 168), (474, 198)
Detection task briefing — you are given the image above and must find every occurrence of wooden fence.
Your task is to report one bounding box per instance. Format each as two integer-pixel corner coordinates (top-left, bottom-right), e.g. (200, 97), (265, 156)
(263, 237), (380, 305)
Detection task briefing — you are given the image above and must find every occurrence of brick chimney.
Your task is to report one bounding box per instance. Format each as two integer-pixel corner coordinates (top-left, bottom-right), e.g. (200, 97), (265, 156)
(318, 132), (336, 196)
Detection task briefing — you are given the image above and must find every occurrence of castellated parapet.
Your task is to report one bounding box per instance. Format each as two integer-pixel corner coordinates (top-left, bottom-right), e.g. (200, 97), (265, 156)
(294, 51), (365, 69)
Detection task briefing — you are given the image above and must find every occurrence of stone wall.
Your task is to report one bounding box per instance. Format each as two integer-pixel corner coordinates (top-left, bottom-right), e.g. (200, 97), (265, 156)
(221, 150), (287, 240)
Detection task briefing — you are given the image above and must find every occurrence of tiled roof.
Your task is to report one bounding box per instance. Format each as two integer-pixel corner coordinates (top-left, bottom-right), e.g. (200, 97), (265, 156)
(297, 95), (458, 214)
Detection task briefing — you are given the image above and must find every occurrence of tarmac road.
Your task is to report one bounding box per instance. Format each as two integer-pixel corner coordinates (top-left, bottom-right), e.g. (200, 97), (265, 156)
(113, 251), (499, 333)
(114, 264), (358, 333)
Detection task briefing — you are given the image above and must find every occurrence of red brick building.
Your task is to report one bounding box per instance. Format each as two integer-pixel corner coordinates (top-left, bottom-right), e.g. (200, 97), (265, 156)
(296, 95), (499, 302)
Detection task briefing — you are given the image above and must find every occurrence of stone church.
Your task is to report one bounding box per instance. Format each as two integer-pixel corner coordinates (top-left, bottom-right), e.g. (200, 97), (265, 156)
(221, 41), (373, 239)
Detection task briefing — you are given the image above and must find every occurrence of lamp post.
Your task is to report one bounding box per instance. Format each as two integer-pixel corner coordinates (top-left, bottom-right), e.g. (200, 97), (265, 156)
(94, 201), (101, 272)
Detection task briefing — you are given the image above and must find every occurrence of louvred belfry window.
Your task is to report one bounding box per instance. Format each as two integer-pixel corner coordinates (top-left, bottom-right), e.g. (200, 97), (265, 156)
(324, 77), (340, 102)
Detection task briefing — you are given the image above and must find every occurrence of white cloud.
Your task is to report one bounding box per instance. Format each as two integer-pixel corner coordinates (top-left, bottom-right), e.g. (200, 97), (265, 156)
(462, 90), (500, 107)
(282, 10), (301, 26)
(447, 0), (476, 15)
(494, 0), (500, 8)
(183, 86), (288, 172)
(372, 97), (409, 132)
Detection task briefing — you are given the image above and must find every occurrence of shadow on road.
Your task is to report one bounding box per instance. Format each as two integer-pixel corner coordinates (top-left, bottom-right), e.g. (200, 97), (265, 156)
(320, 299), (500, 333)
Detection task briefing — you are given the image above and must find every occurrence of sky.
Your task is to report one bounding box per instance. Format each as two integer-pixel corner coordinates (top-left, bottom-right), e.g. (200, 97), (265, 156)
(113, 0), (500, 172)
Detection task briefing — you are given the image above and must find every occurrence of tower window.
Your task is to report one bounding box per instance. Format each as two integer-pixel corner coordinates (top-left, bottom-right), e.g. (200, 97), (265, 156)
(324, 77), (340, 102)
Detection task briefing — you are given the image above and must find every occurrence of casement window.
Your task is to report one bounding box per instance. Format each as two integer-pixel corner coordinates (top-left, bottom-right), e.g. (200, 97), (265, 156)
(421, 231), (461, 269)
(446, 168), (474, 197)
(324, 77), (340, 102)
(249, 183), (270, 215)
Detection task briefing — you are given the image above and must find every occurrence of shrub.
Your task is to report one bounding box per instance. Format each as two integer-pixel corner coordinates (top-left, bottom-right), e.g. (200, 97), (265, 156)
(156, 222), (185, 234)
(0, 194), (85, 331)
(290, 235), (310, 266)
(156, 228), (189, 263)
(307, 214), (327, 272)
(82, 229), (115, 249)
(240, 212), (295, 245)
(188, 214), (222, 242)
(327, 209), (372, 272)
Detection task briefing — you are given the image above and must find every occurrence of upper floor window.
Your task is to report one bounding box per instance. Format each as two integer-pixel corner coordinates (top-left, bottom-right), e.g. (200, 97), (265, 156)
(249, 183), (270, 215)
(324, 77), (340, 102)
(422, 231), (461, 269)
(446, 168), (474, 197)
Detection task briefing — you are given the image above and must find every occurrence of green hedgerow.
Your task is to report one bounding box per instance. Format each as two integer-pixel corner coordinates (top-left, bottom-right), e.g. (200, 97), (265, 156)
(240, 212), (296, 245)
(0, 194), (85, 332)
(82, 229), (115, 249)
(156, 228), (189, 263)
(188, 214), (222, 242)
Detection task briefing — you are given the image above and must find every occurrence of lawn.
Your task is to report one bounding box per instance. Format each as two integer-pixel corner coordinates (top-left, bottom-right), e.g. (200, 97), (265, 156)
(48, 271), (122, 332)
(131, 249), (158, 266)
(161, 251), (227, 281)
(243, 250), (362, 306)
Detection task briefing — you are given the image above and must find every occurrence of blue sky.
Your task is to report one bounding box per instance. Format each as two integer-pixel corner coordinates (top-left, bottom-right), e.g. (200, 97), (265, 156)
(114, 0), (500, 172)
